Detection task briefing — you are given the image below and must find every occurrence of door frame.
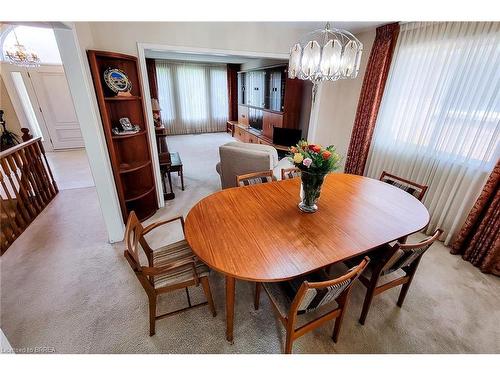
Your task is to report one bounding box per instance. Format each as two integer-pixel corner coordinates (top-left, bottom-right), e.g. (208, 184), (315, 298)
(136, 42), (290, 208)
(53, 25), (125, 242)
(0, 62), (54, 151)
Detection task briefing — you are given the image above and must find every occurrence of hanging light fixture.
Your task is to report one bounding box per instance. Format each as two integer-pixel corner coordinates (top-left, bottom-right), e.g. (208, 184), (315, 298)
(5, 29), (41, 68)
(288, 22), (363, 100)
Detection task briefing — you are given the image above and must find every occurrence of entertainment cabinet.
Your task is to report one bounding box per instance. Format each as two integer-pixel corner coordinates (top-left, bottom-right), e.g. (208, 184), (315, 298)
(234, 64), (305, 145)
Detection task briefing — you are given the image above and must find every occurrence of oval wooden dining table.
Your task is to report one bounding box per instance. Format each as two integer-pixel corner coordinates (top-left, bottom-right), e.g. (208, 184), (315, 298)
(184, 173), (429, 342)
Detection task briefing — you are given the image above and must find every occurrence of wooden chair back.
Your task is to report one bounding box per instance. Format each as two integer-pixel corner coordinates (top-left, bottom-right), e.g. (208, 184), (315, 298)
(357, 229), (443, 325)
(236, 170), (274, 187)
(125, 211), (187, 271)
(380, 229), (442, 276)
(291, 257), (369, 316)
(124, 211), (145, 270)
(379, 171), (428, 201)
(281, 167), (301, 180)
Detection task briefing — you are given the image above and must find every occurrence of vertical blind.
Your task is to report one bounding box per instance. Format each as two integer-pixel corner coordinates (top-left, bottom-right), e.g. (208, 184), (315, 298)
(365, 22), (500, 245)
(155, 60), (228, 134)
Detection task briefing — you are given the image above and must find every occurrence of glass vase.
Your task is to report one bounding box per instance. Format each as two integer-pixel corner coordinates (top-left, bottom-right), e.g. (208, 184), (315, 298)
(298, 171), (327, 213)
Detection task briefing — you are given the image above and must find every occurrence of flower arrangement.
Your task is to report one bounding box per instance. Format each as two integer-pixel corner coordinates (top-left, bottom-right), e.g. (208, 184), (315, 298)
(288, 140), (342, 213)
(288, 140), (342, 173)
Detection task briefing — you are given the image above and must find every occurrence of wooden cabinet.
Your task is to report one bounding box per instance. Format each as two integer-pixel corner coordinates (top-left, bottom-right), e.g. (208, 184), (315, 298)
(267, 67), (286, 112)
(238, 105), (249, 125)
(87, 50), (158, 222)
(248, 107), (263, 131)
(258, 137), (272, 146)
(263, 111), (283, 139)
(237, 64), (304, 142)
(238, 66), (286, 111)
(233, 124), (277, 148)
(234, 125), (249, 142)
(247, 133), (259, 144)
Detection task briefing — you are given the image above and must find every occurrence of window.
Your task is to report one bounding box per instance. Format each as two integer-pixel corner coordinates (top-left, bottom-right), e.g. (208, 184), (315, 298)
(370, 23), (499, 165)
(365, 22), (500, 244)
(155, 60), (228, 134)
(210, 68), (229, 120)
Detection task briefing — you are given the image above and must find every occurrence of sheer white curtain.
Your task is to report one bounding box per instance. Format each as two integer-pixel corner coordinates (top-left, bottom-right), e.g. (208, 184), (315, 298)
(155, 60), (228, 134)
(365, 22), (500, 245)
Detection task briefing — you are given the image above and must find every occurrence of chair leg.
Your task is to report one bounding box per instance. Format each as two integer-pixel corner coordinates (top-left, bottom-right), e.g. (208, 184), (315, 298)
(332, 308), (347, 343)
(180, 167), (185, 190)
(397, 282), (411, 307)
(149, 295), (157, 336)
(254, 282), (261, 310)
(397, 262), (420, 307)
(284, 329), (294, 354)
(359, 281), (377, 325)
(201, 277), (217, 317)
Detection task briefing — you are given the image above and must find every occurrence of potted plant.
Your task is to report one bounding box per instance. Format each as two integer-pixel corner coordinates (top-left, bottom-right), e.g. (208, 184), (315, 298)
(288, 140), (342, 213)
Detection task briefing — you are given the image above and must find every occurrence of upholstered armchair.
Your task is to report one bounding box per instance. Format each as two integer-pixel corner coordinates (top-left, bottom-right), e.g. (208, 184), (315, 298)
(216, 142), (279, 189)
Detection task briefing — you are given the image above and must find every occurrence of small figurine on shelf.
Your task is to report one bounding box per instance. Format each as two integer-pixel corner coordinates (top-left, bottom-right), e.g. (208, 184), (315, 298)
(112, 117), (141, 136)
(0, 109), (21, 151)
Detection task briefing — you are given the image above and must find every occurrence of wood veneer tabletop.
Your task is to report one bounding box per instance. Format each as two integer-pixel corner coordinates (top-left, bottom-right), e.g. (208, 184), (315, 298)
(185, 173), (429, 282)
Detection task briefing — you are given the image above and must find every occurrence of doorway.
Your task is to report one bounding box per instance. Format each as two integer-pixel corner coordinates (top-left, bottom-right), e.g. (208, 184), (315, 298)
(1, 24), (93, 190)
(138, 46), (312, 212)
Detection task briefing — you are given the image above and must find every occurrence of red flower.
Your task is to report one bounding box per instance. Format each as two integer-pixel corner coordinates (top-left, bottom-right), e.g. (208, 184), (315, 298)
(322, 151), (332, 160)
(309, 144), (321, 153)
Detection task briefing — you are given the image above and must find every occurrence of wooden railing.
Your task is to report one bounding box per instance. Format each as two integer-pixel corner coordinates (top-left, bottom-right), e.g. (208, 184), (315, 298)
(0, 138), (58, 254)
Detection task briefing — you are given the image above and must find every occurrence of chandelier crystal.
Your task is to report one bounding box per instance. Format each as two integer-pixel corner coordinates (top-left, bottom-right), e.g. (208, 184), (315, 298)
(288, 23), (363, 85)
(5, 30), (41, 68)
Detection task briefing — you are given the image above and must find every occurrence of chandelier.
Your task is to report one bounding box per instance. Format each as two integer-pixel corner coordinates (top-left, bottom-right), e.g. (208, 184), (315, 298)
(5, 30), (41, 68)
(288, 23), (363, 98)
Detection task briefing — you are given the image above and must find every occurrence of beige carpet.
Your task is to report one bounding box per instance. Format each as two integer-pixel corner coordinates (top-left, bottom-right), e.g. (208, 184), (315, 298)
(1, 132), (499, 354)
(45, 149), (95, 190)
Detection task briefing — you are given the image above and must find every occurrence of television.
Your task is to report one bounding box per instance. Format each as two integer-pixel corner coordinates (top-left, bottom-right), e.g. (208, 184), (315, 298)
(273, 127), (302, 147)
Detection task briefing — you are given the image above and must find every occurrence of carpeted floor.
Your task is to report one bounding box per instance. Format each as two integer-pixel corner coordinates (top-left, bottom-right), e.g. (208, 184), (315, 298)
(45, 149), (95, 190)
(1, 132), (499, 354)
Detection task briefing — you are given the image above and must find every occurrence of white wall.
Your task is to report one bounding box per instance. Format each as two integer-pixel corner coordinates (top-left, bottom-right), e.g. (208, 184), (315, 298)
(86, 22), (325, 57)
(309, 29), (376, 171)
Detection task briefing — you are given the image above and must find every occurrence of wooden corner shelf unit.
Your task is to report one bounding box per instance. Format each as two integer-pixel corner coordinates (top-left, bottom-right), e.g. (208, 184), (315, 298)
(87, 50), (158, 222)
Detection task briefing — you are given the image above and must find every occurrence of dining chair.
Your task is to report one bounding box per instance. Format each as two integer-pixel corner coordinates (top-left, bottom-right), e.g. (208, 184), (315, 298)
(123, 211), (216, 336)
(236, 170), (274, 187)
(353, 229), (442, 325)
(254, 257), (370, 354)
(379, 171), (428, 201)
(281, 167), (301, 180)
